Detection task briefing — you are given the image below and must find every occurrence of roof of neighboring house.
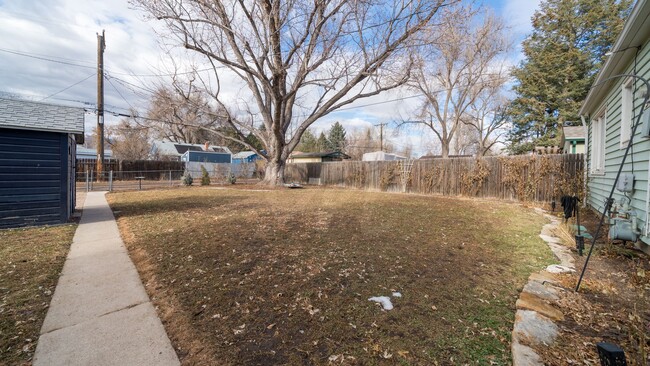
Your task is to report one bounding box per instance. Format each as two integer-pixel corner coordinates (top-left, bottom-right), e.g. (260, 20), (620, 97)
(76, 146), (113, 158)
(233, 151), (258, 159)
(0, 98), (85, 136)
(290, 151), (351, 159)
(580, 0), (650, 115)
(418, 154), (473, 159)
(362, 151), (407, 160)
(152, 141), (231, 156)
(562, 126), (586, 140)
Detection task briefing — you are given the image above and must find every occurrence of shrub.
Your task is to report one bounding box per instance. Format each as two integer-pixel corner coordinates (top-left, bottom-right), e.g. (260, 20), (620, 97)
(181, 172), (193, 186)
(200, 166), (211, 186)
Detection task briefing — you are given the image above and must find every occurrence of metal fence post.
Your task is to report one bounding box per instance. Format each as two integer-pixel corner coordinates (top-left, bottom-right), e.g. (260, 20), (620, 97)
(109, 170), (113, 192)
(169, 170), (172, 187)
(85, 170), (89, 192)
(90, 170), (94, 191)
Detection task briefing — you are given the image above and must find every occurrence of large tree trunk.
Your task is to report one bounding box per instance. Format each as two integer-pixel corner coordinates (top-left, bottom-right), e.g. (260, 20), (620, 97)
(261, 158), (285, 186)
(441, 142), (449, 158)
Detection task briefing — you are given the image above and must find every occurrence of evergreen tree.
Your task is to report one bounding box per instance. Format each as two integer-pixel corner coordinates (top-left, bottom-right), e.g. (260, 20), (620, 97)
(316, 132), (329, 152)
(508, 0), (631, 154)
(296, 129), (318, 152)
(245, 132), (264, 152)
(327, 122), (347, 152)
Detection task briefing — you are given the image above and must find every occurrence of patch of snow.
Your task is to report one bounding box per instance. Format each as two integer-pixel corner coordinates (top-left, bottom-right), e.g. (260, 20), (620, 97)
(546, 264), (575, 274)
(392, 292), (402, 297)
(368, 296), (394, 310)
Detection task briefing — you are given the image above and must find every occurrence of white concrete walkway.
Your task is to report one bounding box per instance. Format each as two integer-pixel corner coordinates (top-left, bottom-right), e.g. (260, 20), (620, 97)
(33, 192), (179, 366)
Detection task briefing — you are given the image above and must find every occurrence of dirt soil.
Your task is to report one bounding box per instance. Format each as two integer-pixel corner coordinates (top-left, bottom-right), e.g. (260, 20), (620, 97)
(535, 208), (650, 365)
(108, 186), (556, 365)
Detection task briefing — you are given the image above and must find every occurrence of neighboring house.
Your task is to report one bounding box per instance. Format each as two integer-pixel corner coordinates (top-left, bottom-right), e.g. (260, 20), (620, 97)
(287, 151), (351, 163)
(580, 0), (650, 254)
(232, 151), (261, 164)
(151, 140), (231, 161)
(362, 151), (406, 161)
(560, 126), (586, 154)
(76, 146), (113, 160)
(0, 98), (84, 228)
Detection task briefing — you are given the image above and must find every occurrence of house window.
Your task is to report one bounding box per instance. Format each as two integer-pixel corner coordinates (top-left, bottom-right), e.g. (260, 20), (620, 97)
(620, 77), (633, 147)
(591, 108), (606, 174)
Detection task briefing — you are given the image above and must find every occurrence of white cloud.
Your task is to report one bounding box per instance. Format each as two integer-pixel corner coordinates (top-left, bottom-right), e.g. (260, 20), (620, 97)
(0, 0), (532, 156)
(502, 0), (541, 39)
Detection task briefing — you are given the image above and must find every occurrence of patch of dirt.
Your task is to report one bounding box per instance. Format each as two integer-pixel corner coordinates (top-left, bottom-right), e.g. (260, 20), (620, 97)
(534, 208), (650, 365)
(108, 187), (556, 365)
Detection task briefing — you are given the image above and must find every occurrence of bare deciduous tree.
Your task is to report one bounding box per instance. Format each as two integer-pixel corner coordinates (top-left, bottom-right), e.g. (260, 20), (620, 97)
(106, 119), (152, 160)
(406, 5), (510, 158)
(462, 76), (510, 156)
(135, 0), (452, 185)
(144, 82), (222, 144)
(346, 127), (395, 160)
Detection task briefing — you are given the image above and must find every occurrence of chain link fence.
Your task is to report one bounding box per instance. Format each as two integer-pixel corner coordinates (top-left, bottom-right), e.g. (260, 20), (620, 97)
(76, 169), (185, 192)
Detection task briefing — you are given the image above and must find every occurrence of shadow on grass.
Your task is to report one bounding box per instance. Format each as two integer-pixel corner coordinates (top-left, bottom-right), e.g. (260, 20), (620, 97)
(108, 193), (242, 219)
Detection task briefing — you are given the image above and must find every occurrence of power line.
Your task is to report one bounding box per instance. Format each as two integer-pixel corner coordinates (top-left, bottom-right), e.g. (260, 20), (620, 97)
(105, 75), (137, 111)
(0, 48), (96, 69)
(40, 73), (95, 101)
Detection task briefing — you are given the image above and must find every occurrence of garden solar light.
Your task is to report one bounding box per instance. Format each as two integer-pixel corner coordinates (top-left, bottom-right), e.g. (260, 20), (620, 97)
(596, 342), (627, 366)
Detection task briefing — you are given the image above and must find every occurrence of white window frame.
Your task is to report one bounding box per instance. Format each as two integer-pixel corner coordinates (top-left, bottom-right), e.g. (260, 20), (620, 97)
(591, 107), (606, 175)
(620, 77), (633, 148)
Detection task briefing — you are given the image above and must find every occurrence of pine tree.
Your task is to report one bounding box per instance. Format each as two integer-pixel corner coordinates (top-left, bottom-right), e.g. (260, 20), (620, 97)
(316, 132), (329, 152)
(245, 132), (264, 152)
(508, 0), (631, 154)
(327, 122), (347, 152)
(297, 129), (318, 152)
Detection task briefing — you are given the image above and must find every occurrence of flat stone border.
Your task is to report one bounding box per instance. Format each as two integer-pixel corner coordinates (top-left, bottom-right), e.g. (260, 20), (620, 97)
(512, 209), (575, 365)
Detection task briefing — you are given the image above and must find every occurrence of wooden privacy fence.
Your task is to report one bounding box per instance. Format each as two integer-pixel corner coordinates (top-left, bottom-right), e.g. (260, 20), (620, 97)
(285, 154), (585, 202)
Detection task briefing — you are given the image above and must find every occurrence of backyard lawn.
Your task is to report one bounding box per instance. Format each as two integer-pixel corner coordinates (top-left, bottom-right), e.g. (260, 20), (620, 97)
(108, 187), (555, 365)
(0, 224), (76, 365)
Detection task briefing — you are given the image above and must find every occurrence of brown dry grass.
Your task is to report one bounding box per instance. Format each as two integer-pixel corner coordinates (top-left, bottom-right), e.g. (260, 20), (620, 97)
(108, 187), (554, 365)
(0, 224), (76, 365)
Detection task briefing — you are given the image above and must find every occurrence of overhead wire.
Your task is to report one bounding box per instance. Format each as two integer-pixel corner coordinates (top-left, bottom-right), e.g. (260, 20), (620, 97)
(40, 73), (95, 101)
(0, 48), (96, 69)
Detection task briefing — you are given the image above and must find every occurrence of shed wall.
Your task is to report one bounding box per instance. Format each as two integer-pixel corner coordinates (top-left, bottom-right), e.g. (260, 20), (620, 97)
(0, 128), (72, 228)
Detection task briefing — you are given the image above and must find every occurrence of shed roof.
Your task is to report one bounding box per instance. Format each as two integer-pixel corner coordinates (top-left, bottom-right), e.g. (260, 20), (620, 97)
(0, 98), (85, 136)
(580, 0), (650, 115)
(562, 126), (585, 140)
(233, 151), (258, 159)
(152, 140), (231, 156)
(291, 151), (351, 159)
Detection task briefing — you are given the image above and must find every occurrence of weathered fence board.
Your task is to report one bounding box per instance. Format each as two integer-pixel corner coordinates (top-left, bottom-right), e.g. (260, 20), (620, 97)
(285, 154), (584, 202)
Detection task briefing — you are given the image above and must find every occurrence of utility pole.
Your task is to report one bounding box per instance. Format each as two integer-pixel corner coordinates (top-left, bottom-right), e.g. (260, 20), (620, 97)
(96, 30), (106, 178)
(374, 122), (388, 151)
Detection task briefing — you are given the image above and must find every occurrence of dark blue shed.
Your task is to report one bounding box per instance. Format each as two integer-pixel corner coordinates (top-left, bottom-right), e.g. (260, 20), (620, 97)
(181, 150), (232, 163)
(0, 98), (84, 228)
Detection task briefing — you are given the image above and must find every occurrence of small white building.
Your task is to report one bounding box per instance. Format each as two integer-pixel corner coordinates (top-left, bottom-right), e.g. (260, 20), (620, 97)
(362, 151), (406, 161)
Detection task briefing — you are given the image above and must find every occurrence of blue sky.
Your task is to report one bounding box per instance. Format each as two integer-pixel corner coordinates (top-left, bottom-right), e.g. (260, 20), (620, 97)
(0, 0), (541, 156)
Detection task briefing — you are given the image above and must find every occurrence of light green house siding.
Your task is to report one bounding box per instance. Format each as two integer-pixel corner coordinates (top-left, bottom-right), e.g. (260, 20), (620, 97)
(586, 37), (650, 253)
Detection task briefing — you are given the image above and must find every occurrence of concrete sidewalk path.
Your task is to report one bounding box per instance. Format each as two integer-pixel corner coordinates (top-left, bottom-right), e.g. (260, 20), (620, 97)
(33, 192), (180, 366)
